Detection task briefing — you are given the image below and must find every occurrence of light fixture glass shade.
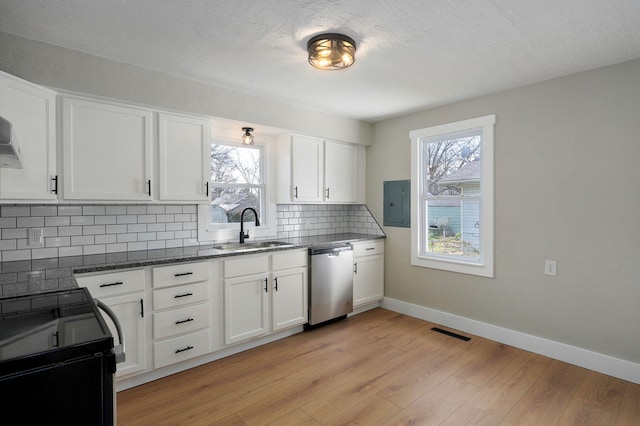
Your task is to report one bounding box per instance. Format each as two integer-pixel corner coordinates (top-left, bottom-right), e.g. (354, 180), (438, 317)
(241, 127), (254, 145)
(307, 33), (356, 70)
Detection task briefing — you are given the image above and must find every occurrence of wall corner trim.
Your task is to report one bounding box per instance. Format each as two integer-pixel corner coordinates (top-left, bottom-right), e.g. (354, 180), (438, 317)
(381, 297), (640, 385)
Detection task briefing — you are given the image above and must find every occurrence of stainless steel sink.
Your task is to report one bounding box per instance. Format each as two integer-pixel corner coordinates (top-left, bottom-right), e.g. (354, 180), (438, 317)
(211, 241), (295, 251)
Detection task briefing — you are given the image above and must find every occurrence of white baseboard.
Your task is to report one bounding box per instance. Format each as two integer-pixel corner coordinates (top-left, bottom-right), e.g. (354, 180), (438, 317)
(381, 297), (640, 385)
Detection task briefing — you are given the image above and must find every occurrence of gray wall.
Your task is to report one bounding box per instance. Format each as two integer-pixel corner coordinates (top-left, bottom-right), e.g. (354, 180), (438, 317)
(368, 58), (640, 364)
(0, 32), (372, 144)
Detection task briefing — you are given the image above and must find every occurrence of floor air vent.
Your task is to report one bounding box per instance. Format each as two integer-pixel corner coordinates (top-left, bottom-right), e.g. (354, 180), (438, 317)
(431, 327), (471, 341)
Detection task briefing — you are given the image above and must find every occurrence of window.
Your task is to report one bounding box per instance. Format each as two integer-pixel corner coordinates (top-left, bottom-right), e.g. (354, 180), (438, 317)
(410, 115), (495, 277)
(209, 142), (264, 224)
(198, 138), (275, 242)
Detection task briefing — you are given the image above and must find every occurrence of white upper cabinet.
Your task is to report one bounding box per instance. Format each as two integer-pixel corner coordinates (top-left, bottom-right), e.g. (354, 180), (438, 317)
(290, 135), (324, 202)
(158, 112), (209, 201)
(61, 96), (153, 201)
(324, 141), (358, 203)
(0, 71), (57, 202)
(276, 134), (364, 204)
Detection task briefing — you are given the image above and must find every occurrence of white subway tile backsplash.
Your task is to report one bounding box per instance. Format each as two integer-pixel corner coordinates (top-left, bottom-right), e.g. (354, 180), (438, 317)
(82, 206), (106, 216)
(2, 206), (31, 217)
(83, 245), (106, 255)
(59, 226), (83, 237)
(3, 228), (26, 239)
(106, 206), (127, 215)
(71, 235), (94, 246)
(58, 246), (83, 257)
(0, 203), (383, 262)
(58, 206), (82, 216)
(31, 206), (58, 216)
(71, 216), (94, 226)
(17, 217), (45, 227)
(95, 234), (117, 245)
(106, 243), (127, 253)
(95, 216), (117, 225)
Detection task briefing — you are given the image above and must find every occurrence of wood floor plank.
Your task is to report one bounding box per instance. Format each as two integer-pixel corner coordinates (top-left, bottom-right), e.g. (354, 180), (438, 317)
(116, 308), (640, 426)
(501, 359), (587, 425)
(557, 370), (628, 425)
(615, 382), (640, 426)
(376, 336), (493, 408)
(322, 394), (403, 426)
(441, 351), (550, 425)
(382, 376), (481, 425)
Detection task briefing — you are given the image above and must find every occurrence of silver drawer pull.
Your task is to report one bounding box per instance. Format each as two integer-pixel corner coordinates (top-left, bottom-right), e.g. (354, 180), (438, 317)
(174, 292), (194, 298)
(175, 318), (194, 325)
(175, 345), (193, 354)
(174, 272), (194, 277)
(366, 247), (376, 251)
(99, 281), (124, 288)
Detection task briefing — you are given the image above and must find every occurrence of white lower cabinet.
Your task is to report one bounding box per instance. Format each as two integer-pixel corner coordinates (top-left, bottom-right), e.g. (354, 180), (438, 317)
(76, 269), (147, 378)
(76, 249), (309, 388)
(151, 261), (212, 368)
(352, 240), (385, 308)
(223, 249), (308, 345)
(224, 272), (269, 345)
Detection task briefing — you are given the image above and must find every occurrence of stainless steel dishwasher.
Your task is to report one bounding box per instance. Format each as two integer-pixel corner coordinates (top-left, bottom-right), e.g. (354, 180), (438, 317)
(307, 243), (354, 327)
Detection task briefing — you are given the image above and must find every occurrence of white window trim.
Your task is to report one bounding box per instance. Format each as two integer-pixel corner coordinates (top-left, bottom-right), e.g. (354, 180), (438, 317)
(410, 114), (495, 278)
(197, 136), (277, 243)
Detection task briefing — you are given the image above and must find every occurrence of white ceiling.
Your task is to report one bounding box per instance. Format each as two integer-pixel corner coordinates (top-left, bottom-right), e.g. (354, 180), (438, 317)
(1, 0), (640, 122)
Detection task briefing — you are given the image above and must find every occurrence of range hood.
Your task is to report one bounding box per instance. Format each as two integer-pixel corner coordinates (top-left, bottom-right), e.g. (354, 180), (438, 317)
(0, 115), (23, 169)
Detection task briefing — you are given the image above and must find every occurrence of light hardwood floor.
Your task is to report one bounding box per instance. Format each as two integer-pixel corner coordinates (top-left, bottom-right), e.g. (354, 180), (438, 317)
(118, 308), (640, 425)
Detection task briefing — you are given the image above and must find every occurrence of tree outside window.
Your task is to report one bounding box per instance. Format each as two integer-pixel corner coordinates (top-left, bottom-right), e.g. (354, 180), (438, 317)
(209, 143), (264, 225)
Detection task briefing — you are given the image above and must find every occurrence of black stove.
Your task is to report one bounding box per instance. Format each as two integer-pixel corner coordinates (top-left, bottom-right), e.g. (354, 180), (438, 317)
(0, 288), (116, 425)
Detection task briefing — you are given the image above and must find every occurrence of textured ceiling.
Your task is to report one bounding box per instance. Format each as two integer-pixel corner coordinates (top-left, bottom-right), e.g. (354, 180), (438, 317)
(1, 0), (640, 122)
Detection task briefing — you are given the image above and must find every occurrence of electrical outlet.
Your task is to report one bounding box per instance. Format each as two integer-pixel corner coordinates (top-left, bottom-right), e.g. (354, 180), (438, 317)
(545, 260), (557, 276)
(28, 228), (44, 246)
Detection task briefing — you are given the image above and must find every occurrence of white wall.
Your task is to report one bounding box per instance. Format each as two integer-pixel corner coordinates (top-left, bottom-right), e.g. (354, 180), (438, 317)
(0, 32), (372, 145)
(368, 58), (640, 364)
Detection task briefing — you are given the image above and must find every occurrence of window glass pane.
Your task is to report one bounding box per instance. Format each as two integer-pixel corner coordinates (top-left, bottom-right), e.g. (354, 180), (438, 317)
(211, 144), (261, 184)
(210, 187), (262, 224)
(424, 198), (480, 259)
(423, 134), (481, 196)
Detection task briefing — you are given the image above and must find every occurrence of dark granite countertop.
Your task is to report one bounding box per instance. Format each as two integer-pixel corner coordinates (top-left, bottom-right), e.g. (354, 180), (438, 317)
(0, 233), (384, 298)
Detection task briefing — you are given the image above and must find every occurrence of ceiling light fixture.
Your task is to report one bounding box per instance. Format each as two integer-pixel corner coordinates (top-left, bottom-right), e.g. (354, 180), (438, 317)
(241, 127), (254, 145)
(307, 33), (356, 71)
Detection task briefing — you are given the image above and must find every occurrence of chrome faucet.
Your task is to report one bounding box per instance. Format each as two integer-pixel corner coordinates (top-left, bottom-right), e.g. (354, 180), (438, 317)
(239, 207), (260, 243)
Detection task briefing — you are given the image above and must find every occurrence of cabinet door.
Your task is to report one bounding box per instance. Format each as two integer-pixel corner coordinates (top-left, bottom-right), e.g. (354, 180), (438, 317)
(224, 273), (269, 345)
(158, 112), (209, 201)
(291, 135), (323, 202)
(62, 97), (152, 200)
(0, 71), (57, 201)
(272, 268), (308, 331)
(353, 254), (384, 308)
(324, 141), (358, 202)
(97, 293), (147, 378)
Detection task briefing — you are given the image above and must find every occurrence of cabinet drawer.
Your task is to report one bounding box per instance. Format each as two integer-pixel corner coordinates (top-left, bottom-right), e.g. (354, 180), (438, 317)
(224, 255), (268, 278)
(153, 302), (210, 340)
(152, 261), (209, 288)
(77, 269), (145, 298)
(352, 240), (385, 258)
(272, 249), (307, 271)
(153, 329), (210, 369)
(153, 282), (209, 310)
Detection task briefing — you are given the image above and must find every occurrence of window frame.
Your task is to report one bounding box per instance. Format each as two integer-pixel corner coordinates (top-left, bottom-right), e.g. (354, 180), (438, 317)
(197, 136), (277, 242)
(410, 114), (495, 277)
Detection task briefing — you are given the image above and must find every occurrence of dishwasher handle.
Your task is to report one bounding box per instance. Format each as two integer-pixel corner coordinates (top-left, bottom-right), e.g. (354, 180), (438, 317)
(309, 245), (353, 256)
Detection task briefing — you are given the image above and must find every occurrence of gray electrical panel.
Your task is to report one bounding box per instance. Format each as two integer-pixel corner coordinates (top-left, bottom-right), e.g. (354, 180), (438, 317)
(383, 180), (410, 227)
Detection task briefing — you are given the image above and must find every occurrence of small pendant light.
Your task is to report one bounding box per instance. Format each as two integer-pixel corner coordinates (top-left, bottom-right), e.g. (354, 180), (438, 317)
(241, 127), (254, 145)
